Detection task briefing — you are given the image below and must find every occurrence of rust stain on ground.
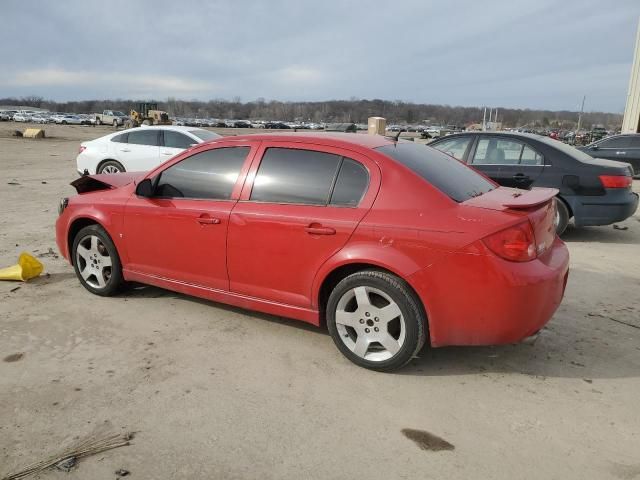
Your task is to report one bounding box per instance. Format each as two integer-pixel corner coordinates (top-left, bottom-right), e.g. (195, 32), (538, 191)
(401, 428), (455, 451)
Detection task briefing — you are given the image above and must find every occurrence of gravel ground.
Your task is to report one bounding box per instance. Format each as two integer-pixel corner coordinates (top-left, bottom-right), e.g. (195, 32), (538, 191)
(1, 123), (639, 480)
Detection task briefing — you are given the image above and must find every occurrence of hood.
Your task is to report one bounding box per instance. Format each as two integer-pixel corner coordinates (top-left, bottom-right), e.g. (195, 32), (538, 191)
(70, 172), (144, 194)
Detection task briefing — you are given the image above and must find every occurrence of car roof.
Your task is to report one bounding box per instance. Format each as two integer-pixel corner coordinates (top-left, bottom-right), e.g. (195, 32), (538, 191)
(434, 131), (549, 142)
(209, 132), (395, 149)
(137, 125), (209, 133)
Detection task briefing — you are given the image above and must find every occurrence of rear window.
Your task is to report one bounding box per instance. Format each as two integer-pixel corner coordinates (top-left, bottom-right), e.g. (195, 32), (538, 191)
(189, 129), (220, 142)
(377, 142), (495, 202)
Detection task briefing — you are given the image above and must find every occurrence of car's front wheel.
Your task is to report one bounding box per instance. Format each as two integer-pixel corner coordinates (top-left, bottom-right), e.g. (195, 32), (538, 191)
(97, 160), (125, 174)
(72, 225), (123, 296)
(326, 270), (427, 372)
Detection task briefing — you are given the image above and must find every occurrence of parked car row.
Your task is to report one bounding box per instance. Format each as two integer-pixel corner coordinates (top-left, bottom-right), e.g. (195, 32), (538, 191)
(1, 110), (97, 125)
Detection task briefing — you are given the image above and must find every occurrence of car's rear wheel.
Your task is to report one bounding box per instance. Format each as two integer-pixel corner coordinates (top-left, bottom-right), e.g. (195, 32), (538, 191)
(72, 225), (123, 296)
(326, 270), (427, 372)
(555, 198), (570, 236)
(113, 119), (118, 127)
(97, 160), (125, 174)
(95, 117), (102, 125)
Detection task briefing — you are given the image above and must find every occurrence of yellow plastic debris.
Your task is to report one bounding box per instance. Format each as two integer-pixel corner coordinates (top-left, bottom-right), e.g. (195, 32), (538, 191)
(0, 253), (44, 281)
(23, 128), (45, 139)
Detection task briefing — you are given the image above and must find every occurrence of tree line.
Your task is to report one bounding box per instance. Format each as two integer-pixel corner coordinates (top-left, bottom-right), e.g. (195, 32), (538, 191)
(1, 95), (622, 130)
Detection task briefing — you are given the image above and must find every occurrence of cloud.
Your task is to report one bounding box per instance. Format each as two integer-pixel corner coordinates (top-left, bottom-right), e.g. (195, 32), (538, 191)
(3, 68), (217, 97)
(1, 0), (639, 111)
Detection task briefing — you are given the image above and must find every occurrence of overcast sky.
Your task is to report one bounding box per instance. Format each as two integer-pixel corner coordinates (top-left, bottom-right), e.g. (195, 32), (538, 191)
(1, 0), (639, 112)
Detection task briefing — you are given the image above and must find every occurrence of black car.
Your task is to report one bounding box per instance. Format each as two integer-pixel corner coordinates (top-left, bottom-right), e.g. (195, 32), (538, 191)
(578, 134), (640, 178)
(430, 132), (639, 235)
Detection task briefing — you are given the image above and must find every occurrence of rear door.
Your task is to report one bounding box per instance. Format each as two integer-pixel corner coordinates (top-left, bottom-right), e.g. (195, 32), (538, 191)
(118, 129), (161, 172)
(469, 136), (544, 189)
(160, 130), (195, 162)
(227, 142), (379, 308)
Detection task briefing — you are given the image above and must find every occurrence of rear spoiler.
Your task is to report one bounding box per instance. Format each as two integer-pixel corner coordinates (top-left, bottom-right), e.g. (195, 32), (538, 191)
(501, 187), (558, 209)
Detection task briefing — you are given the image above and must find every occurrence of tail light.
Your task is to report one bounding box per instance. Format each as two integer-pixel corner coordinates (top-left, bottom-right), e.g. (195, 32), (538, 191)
(599, 175), (632, 189)
(78, 145), (87, 154)
(483, 220), (537, 262)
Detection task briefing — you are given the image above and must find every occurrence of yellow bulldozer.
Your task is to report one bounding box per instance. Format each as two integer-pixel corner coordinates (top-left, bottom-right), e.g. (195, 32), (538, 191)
(124, 102), (171, 128)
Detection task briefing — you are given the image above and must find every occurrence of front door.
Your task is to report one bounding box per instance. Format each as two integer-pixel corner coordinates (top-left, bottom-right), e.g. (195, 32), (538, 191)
(227, 143), (378, 307)
(122, 145), (253, 290)
(469, 136), (544, 189)
(118, 128), (161, 172)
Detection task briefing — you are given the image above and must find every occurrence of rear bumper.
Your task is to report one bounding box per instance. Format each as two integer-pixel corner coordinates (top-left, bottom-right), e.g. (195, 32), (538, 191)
(567, 191), (639, 227)
(409, 237), (569, 347)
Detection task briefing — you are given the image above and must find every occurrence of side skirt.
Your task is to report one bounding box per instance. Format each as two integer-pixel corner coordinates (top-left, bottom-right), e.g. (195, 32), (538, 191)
(123, 269), (320, 326)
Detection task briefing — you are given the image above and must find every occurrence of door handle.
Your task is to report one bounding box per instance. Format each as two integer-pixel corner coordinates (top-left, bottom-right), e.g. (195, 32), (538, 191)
(120, 148), (131, 152)
(197, 216), (221, 225)
(513, 173), (530, 180)
(615, 151), (627, 155)
(161, 151), (173, 155)
(305, 223), (336, 235)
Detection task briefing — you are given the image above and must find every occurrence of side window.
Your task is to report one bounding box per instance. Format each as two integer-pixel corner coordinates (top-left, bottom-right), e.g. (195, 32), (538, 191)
(164, 131), (194, 149)
(472, 138), (527, 165)
(520, 145), (544, 165)
(127, 130), (160, 146)
(329, 158), (369, 206)
(433, 137), (471, 160)
(598, 137), (631, 149)
(250, 148), (341, 205)
(111, 133), (128, 143)
(155, 146), (249, 200)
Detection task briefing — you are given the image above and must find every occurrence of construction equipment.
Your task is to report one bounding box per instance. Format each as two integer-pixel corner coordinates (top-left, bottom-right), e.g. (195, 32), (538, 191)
(124, 102), (171, 128)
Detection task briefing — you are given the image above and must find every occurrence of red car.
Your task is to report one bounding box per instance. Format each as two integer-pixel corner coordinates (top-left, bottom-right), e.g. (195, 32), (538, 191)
(56, 133), (569, 371)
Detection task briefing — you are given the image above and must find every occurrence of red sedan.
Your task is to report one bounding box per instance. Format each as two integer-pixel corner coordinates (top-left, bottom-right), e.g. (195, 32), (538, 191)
(56, 133), (569, 371)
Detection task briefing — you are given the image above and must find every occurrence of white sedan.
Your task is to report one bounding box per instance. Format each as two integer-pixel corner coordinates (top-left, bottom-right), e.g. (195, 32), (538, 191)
(76, 125), (221, 175)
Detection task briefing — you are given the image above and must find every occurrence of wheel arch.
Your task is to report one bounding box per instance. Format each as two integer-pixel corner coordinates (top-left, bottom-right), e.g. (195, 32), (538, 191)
(315, 260), (430, 333)
(96, 158), (125, 173)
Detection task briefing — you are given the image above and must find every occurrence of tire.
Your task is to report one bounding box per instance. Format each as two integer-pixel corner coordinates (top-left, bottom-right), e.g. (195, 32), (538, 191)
(97, 160), (125, 174)
(72, 225), (123, 297)
(62, 120), (67, 125)
(555, 197), (570, 236)
(113, 120), (118, 127)
(96, 118), (102, 125)
(326, 270), (427, 372)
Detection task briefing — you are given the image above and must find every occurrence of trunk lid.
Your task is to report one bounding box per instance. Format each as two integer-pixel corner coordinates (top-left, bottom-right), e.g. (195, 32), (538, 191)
(465, 186), (558, 257)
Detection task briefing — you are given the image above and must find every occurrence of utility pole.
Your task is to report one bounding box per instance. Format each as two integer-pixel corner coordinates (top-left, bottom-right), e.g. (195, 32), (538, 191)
(482, 107), (487, 131)
(576, 95), (586, 137)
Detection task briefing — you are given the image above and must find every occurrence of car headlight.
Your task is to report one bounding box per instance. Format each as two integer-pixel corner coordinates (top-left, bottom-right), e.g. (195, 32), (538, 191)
(58, 197), (69, 216)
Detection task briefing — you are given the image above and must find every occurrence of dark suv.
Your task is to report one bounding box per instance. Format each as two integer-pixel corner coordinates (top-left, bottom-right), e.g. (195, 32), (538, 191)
(430, 132), (638, 235)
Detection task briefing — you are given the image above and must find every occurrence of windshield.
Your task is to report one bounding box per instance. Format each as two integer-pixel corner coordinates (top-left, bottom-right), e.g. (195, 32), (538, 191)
(189, 129), (221, 142)
(377, 142), (496, 202)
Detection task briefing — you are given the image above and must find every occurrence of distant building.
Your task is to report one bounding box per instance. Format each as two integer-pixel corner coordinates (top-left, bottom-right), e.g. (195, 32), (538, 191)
(622, 17), (640, 133)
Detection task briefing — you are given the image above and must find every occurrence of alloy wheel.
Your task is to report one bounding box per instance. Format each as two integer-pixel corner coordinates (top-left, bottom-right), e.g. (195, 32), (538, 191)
(75, 234), (113, 289)
(334, 286), (406, 362)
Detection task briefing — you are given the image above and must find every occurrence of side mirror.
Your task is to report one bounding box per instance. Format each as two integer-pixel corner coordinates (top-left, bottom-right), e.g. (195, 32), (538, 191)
(590, 145), (598, 150)
(136, 178), (154, 197)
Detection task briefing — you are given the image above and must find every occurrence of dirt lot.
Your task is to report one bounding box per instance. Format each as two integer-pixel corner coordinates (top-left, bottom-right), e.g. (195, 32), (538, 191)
(1, 123), (639, 480)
